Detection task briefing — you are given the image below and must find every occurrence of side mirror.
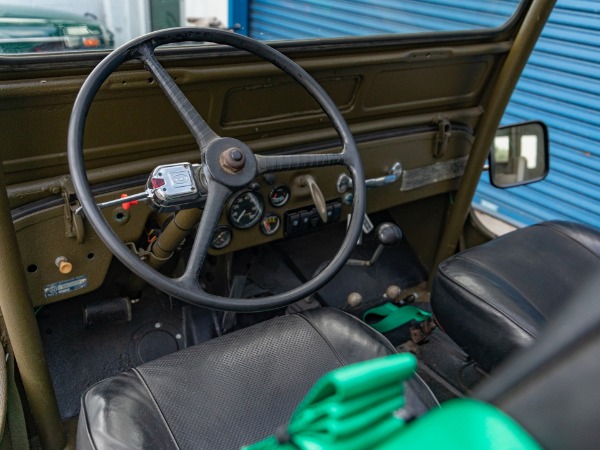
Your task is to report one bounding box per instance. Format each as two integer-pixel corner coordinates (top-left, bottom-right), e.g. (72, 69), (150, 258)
(489, 121), (549, 188)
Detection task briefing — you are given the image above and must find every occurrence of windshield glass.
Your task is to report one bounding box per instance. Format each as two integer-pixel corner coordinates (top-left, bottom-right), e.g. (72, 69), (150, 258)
(0, 0), (520, 54)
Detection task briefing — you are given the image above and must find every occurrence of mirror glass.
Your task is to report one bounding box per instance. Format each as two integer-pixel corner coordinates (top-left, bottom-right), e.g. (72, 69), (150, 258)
(489, 121), (549, 188)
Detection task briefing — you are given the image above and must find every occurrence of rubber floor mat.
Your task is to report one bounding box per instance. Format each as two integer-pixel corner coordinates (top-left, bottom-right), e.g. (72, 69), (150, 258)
(37, 289), (212, 419)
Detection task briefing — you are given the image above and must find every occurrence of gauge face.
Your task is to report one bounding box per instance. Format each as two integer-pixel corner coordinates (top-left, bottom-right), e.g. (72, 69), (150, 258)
(228, 191), (264, 229)
(260, 213), (281, 236)
(269, 185), (291, 208)
(211, 225), (232, 249)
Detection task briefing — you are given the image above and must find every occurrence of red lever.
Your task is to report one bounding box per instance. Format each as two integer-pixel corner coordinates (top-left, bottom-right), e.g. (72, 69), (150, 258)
(120, 193), (139, 211)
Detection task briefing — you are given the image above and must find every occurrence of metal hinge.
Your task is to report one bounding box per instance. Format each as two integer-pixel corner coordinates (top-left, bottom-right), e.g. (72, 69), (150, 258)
(433, 115), (452, 158)
(60, 179), (85, 244)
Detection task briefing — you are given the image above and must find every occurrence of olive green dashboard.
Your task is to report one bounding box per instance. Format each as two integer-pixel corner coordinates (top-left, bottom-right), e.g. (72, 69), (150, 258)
(1, 34), (513, 305)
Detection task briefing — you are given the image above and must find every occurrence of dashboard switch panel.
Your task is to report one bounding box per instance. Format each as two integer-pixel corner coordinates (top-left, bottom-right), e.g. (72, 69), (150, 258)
(284, 200), (342, 237)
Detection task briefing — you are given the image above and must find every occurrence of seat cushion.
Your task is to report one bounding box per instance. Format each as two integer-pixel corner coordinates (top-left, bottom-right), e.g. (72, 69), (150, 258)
(77, 308), (438, 450)
(431, 221), (600, 371)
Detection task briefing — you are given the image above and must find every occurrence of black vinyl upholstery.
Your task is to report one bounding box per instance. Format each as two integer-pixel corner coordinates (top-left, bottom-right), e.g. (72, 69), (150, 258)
(431, 221), (600, 371)
(77, 308), (438, 450)
(476, 270), (600, 450)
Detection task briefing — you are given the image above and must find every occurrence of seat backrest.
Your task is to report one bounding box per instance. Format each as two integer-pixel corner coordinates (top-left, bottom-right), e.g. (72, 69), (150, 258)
(431, 221), (600, 370)
(475, 270), (600, 450)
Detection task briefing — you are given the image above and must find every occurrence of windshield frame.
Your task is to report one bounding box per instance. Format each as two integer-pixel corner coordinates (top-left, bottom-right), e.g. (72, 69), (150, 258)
(0, 0), (530, 72)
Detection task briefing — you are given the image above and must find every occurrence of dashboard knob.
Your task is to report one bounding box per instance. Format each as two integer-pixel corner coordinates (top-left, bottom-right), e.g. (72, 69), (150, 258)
(55, 256), (73, 274)
(376, 223), (402, 247)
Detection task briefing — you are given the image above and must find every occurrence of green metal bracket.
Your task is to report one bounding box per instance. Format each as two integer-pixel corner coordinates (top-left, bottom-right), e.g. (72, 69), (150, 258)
(243, 353), (541, 450)
(362, 303), (431, 333)
(378, 399), (542, 450)
(244, 353), (418, 450)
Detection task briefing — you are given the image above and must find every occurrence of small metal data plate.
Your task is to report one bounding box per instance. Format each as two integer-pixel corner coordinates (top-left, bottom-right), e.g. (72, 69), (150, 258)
(44, 275), (88, 298)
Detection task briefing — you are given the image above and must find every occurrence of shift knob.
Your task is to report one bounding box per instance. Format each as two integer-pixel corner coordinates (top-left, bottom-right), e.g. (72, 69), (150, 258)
(347, 292), (363, 308)
(384, 285), (402, 301)
(376, 223), (403, 247)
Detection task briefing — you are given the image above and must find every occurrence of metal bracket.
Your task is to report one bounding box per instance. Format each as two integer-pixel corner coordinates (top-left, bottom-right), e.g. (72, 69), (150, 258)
(433, 115), (452, 158)
(60, 179), (85, 244)
(124, 242), (155, 260)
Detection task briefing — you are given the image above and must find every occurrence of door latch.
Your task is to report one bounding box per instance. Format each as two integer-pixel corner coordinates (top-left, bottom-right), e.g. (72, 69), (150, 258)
(433, 115), (452, 158)
(337, 162), (403, 193)
(60, 179), (85, 244)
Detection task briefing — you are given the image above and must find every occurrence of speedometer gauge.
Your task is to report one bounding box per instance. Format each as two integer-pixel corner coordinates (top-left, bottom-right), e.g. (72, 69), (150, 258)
(228, 191), (264, 229)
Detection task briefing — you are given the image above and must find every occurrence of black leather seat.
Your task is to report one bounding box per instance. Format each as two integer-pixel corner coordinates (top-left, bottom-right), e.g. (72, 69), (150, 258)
(77, 308), (438, 450)
(431, 220), (600, 371)
(475, 269), (600, 449)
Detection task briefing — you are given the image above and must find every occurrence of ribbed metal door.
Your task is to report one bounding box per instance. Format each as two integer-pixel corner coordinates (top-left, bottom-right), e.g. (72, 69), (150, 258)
(244, 0), (600, 229)
(246, 0), (516, 40)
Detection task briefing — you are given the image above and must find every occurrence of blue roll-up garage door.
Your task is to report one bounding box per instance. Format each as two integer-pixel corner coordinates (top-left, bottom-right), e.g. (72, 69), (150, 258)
(240, 0), (600, 230)
(243, 0), (517, 40)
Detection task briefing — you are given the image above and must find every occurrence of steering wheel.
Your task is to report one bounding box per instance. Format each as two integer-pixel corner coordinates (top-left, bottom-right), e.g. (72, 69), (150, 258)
(68, 28), (366, 311)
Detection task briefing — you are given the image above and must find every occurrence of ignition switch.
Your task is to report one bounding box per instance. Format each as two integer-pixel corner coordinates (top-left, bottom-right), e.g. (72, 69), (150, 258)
(296, 175), (328, 223)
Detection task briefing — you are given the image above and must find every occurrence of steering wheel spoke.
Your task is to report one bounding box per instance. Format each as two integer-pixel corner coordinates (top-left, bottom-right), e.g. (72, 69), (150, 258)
(136, 44), (219, 149)
(179, 181), (231, 286)
(255, 152), (346, 174)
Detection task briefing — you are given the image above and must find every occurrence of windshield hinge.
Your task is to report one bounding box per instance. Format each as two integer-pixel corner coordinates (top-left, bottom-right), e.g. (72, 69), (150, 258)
(60, 179), (85, 244)
(433, 115), (452, 158)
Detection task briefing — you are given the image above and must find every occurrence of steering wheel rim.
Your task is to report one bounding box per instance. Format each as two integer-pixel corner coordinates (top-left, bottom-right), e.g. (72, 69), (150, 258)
(68, 28), (366, 312)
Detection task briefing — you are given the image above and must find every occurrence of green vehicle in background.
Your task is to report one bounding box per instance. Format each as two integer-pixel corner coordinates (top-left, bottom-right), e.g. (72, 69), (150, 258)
(0, 4), (113, 53)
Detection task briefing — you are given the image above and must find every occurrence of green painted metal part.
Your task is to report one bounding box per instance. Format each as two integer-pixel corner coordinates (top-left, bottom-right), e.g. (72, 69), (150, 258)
(362, 303), (431, 333)
(244, 353), (417, 450)
(0, 168), (65, 449)
(429, 0), (557, 284)
(244, 355), (541, 450)
(378, 399), (542, 450)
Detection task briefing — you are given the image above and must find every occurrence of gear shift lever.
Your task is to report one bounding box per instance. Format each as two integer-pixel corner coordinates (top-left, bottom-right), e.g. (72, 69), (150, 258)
(347, 222), (402, 267)
(376, 222), (403, 247)
(303, 222), (403, 308)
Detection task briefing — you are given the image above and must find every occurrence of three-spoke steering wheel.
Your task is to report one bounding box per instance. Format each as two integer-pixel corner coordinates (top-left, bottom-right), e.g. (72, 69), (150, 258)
(68, 28), (366, 311)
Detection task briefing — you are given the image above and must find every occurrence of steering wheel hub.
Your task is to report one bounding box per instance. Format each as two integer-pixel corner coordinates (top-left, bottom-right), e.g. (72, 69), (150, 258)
(220, 148), (246, 173)
(204, 137), (257, 188)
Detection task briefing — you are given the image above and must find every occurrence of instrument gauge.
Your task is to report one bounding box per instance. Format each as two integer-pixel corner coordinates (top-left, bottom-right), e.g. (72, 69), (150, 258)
(269, 185), (291, 208)
(211, 225), (232, 249)
(260, 213), (281, 236)
(228, 191), (264, 229)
